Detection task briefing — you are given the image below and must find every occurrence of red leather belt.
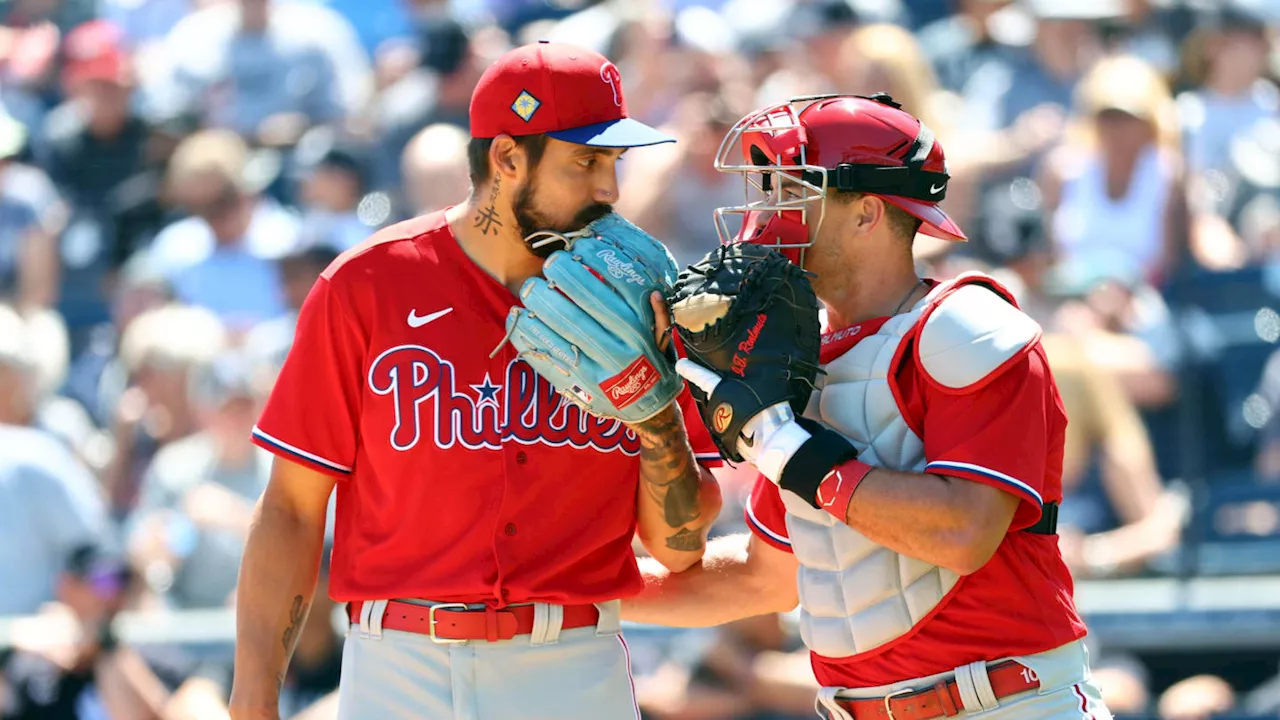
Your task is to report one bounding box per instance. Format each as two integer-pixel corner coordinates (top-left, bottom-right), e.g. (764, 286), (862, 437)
(836, 661), (1039, 720)
(346, 600), (600, 643)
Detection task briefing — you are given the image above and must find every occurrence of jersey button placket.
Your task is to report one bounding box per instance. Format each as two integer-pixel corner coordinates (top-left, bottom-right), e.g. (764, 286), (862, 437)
(491, 347), (526, 605)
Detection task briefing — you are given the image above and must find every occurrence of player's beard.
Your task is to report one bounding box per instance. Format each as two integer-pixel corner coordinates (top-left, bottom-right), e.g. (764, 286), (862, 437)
(513, 178), (614, 259)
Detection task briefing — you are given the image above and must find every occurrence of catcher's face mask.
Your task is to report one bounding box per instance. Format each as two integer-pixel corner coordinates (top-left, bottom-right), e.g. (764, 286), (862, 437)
(713, 93), (967, 268)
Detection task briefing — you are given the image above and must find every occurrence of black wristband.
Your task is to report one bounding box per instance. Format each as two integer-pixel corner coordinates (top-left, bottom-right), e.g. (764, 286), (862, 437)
(778, 417), (859, 508)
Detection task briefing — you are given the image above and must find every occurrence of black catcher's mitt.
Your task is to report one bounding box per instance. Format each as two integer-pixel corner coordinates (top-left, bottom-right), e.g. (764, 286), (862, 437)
(668, 243), (823, 463)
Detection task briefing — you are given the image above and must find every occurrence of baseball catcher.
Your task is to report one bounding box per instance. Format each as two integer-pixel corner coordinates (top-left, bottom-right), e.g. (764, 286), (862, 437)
(621, 93), (1111, 720)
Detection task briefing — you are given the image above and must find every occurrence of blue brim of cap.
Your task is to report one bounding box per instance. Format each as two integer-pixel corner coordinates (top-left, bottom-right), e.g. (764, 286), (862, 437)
(547, 117), (675, 148)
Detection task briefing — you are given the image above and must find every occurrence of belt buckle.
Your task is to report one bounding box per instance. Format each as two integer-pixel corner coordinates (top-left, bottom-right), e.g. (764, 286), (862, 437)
(882, 688), (912, 720)
(427, 603), (471, 644)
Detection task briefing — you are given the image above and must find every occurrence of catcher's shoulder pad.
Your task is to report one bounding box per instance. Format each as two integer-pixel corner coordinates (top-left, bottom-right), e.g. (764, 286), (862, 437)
(916, 276), (1041, 391)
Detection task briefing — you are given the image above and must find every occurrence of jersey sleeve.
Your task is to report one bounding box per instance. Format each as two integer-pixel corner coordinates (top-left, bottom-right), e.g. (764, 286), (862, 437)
(672, 332), (723, 469)
(252, 275), (364, 477)
(744, 473), (792, 552)
(920, 344), (1064, 529)
(677, 385), (723, 469)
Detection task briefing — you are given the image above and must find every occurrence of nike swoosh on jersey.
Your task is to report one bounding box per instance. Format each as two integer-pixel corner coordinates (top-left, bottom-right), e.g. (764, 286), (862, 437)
(407, 307), (454, 328)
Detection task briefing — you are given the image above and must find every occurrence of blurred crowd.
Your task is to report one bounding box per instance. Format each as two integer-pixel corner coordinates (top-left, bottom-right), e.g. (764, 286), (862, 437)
(1, 0), (1279, 718)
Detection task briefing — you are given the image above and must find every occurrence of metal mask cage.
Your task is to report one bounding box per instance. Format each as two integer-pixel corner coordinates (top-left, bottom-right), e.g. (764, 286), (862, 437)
(712, 98), (834, 264)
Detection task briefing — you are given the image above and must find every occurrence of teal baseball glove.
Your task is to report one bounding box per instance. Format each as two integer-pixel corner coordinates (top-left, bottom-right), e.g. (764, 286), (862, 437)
(496, 213), (683, 424)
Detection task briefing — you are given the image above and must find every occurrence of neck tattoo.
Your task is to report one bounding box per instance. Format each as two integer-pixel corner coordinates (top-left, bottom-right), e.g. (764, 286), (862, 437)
(474, 174), (503, 236)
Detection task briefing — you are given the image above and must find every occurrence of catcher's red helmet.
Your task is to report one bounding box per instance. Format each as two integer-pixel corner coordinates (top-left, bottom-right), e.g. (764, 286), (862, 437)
(713, 93), (966, 266)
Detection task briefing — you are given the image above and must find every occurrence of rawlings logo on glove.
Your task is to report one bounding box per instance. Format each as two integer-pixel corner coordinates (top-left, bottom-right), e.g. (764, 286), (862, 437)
(598, 249), (648, 286)
(492, 213), (683, 425)
(603, 356), (659, 407)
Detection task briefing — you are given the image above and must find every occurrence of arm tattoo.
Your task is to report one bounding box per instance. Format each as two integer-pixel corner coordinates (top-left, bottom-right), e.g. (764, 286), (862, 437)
(635, 410), (703, 538)
(665, 527), (706, 551)
(474, 174), (503, 235)
(281, 595), (308, 655)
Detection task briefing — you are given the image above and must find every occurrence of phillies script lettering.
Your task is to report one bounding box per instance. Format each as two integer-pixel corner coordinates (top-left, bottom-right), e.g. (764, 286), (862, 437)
(730, 314), (767, 376)
(367, 345), (639, 454)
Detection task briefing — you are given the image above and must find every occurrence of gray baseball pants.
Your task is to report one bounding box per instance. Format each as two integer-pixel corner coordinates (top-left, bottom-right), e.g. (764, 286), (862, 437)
(334, 599), (641, 720)
(816, 638), (1113, 720)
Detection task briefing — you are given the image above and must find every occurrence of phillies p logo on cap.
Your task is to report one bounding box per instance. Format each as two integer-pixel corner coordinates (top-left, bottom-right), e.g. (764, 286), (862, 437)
(600, 62), (622, 107)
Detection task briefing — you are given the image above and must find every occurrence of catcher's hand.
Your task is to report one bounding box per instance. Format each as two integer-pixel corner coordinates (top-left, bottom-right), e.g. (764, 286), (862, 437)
(497, 213), (683, 424)
(668, 242), (824, 466)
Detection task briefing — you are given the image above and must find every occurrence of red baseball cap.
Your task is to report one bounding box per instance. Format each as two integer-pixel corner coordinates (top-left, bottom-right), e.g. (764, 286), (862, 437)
(469, 41), (674, 148)
(62, 20), (129, 89)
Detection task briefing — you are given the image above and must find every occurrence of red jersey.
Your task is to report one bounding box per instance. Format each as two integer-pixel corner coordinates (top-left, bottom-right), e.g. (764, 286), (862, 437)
(252, 211), (721, 606)
(745, 309), (1087, 687)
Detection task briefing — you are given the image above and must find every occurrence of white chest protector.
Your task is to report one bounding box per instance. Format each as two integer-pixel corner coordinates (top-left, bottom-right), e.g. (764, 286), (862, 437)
(782, 272), (1041, 659)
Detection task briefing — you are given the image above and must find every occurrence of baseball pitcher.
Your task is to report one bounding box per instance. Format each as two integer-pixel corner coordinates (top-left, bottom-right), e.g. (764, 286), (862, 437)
(228, 42), (724, 720)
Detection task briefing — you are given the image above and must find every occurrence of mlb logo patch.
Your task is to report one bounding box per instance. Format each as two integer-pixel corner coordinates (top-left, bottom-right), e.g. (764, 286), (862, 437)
(512, 90), (541, 122)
